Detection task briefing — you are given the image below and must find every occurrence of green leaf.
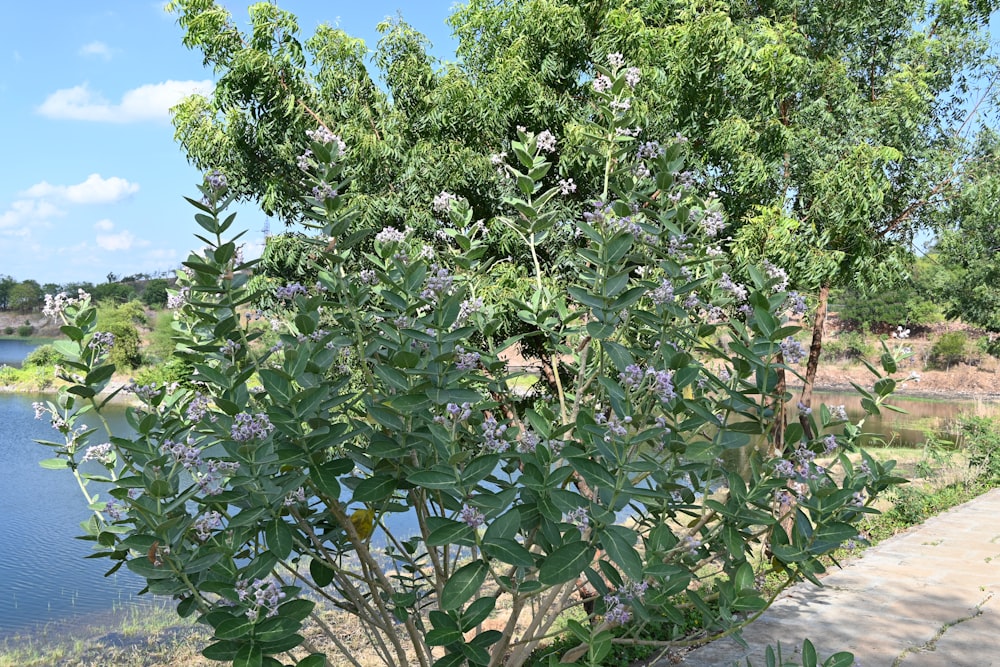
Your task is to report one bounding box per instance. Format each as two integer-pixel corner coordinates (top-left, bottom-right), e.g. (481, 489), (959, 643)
(441, 560), (489, 611)
(481, 539), (535, 567)
(483, 509), (520, 542)
(265, 520), (293, 560)
(352, 475), (396, 503)
(309, 559), (335, 587)
(433, 654), (466, 667)
(39, 457), (69, 470)
(202, 640), (240, 661)
(568, 457), (616, 490)
(259, 369), (293, 405)
(462, 454), (499, 486)
(277, 599), (315, 624)
(823, 652), (858, 667)
(215, 615), (255, 640)
(296, 655), (328, 667)
(233, 643), (263, 667)
(802, 638), (818, 667)
(600, 526), (642, 581)
(539, 541), (595, 586)
(460, 597), (496, 632)
(426, 627), (463, 646)
(408, 469), (458, 489)
(426, 520), (474, 547)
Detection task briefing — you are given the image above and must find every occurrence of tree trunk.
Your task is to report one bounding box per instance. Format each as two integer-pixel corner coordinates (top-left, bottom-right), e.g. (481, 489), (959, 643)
(798, 282), (830, 440)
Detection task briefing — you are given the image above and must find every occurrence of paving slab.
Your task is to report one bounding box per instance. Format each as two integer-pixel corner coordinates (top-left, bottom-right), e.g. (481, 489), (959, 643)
(670, 489), (1000, 667)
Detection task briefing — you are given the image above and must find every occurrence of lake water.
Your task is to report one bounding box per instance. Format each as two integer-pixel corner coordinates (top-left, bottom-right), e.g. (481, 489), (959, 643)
(0, 339), (41, 368)
(0, 393), (150, 638)
(1, 374), (997, 638)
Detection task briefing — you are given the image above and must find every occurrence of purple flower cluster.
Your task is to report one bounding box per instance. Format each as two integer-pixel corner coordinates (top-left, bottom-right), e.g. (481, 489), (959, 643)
(446, 402), (473, 422)
(275, 283), (307, 301)
(167, 286), (189, 310)
(786, 291), (807, 316)
(193, 510), (223, 541)
(105, 500), (127, 522)
(375, 226), (407, 244)
(535, 130), (557, 153)
(597, 411), (631, 442)
(81, 443), (114, 465)
(220, 339), (241, 356)
(763, 260), (789, 292)
(206, 170), (227, 191)
(236, 578), (286, 622)
(700, 209), (726, 237)
(125, 381), (163, 402)
(42, 289), (88, 318)
(311, 183), (338, 201)
(624, 67), (641, 88)
(196, 459), (241, 495)
(457, 297), (484, 324)
(89, 331), (116, 353)
(517, 430), (540, 453)
(618, 364), (644, 390)
(421, 265), (454, 303)
(718, 273), (748, 302)
(231, 412), (275, 442)
(592, 75), (613, 93)
(603, 579), (648, 626)
(558, 178), (576, 195)
(646, 368), (676, 403)
(830, 404), (848, 422)
(481, 416), (509, 453)
(681, 535), (702, 556)
(162, 437), (202, 470)
(284, 487), (306, 507)
(563, 507), (590, 533)
(649, 278), (674, 305)
(781, 337), (807, 365)
(432, 191), (459, 215)
(459, 504), (485, 528)
(636, 141), (664, 160)
(306, 127), (347, 154)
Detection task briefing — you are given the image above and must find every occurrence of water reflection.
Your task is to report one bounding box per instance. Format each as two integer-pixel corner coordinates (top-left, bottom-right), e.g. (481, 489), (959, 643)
(0, 393), (149, 637)
(0, 339), (41, 368)
(814, 390), (1000, 448)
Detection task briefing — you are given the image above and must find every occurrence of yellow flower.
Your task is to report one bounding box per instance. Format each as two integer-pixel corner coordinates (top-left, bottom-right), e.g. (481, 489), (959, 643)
(349, 508), (376, 541)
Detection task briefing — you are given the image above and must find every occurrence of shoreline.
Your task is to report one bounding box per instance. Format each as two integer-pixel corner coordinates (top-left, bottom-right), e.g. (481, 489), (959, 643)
(5, 379), (1000, 403)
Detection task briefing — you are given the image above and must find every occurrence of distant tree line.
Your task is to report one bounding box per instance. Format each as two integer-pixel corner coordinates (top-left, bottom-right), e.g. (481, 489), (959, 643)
(0, 274), (174, 313)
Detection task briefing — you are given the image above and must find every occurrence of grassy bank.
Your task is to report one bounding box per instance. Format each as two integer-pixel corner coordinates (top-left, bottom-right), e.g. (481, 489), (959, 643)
(0, 603), (210, 667)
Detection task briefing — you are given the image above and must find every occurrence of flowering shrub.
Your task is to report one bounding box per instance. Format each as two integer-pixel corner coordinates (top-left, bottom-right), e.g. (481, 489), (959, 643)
(37, 58), (907, 667)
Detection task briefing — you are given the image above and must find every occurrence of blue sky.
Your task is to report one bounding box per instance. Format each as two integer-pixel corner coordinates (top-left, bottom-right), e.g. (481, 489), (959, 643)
(1, 1), (457, 286)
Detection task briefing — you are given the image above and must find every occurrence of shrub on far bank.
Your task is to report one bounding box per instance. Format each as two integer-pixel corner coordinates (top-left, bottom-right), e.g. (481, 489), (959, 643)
(17, 324), (33, 337)
(928, 331), (969, 369)
(23, 344), (61, 367)
(821, 330), (874, 362)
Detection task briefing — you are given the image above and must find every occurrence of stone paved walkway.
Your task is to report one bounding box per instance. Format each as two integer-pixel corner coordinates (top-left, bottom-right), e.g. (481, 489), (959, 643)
(671, 488), (1000, 667)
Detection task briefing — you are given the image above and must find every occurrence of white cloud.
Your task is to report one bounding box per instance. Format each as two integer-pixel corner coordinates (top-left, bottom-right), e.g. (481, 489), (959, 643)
(0, 199), (64, 228)
(94, 218), (115, 231)
(79, 41), (112, 60)
(12, 51), (21, 62)
(37, 79), (213, 123)
(96, 229), (136, 251)
(22, 173), (139, 204)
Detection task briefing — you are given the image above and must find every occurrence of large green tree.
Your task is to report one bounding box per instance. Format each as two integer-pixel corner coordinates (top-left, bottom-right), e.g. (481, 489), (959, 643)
(934, 128), (1000, 341)
(167, 0), (997, 431)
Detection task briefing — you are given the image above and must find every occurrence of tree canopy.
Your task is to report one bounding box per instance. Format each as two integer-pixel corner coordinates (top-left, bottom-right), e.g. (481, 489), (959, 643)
(169, 0), (996, 286)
